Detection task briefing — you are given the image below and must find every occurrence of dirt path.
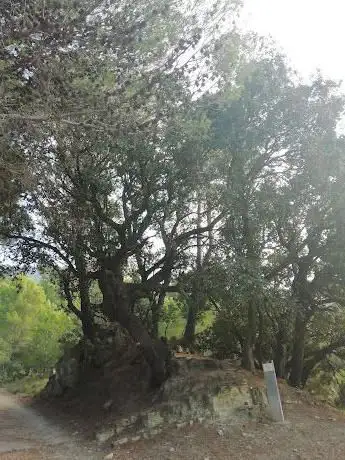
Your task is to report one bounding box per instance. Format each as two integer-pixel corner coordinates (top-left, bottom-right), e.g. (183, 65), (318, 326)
(2, 387), (345, 459)
(0, 390), (103, 460)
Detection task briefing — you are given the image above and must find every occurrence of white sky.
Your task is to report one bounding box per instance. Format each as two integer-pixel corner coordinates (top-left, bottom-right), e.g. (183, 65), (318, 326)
(241, 0), (345, 85)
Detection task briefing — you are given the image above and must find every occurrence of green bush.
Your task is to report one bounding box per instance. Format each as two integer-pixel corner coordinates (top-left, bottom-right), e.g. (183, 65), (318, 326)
(193, 313), (242, 358)
(0, 275), (80, 382)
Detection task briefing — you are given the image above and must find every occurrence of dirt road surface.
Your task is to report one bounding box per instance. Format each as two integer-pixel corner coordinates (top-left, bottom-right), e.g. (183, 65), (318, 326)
(0, 390), (102, 460)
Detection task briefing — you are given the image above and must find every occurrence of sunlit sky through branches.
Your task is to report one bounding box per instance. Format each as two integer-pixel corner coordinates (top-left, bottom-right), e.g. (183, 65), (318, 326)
(241, 0), (345, 85)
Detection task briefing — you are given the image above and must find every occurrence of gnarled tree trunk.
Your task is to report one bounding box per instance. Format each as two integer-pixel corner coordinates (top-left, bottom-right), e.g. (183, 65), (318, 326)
(98, 269), (167, 387)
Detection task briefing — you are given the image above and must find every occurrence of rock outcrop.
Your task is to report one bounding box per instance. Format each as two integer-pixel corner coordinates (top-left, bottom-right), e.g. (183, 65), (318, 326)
(95, 356), (268, 444)
(43, 322), (131, 397)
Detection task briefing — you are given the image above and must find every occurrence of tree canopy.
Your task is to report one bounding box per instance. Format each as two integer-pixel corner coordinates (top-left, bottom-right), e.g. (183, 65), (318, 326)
(2, 0), (345, 389)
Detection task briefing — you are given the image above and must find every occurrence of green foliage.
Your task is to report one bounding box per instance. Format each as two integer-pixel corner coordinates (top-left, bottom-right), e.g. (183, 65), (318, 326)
(197, 310), (216, 333)
(158, 296), (215, 339)
(0, 275), (79, 381)
(159, 296), (185, 338)
(4, 375), (48, 397)
(194, 312), (244, 359)
(306, 357), (345, 405)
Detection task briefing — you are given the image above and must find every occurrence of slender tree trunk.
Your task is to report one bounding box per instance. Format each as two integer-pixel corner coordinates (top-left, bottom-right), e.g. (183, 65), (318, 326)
(99, 269), (167, 387)
(242, 299), (256, 372)
(77, 263), (95, 341)
(289, 309), (306, 387)
(184, 285), (207, 344)
(289, 262), (315, 387)
(274, 324), (287, 379)
(79, 295), (95, 341)
(75, 241), (95, 341)
(151, 302), (160, 340)
(184, 296), (198, 344)
(184, 199), (203, 345)
(301, 361), (315, 387)
(151, 291), (166, 339)
(240, 195), (258, 373)
(254, 309), (264, 368)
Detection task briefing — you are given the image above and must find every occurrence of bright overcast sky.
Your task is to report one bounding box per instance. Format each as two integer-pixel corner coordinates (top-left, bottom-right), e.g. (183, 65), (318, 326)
(241, 0), (345, 84)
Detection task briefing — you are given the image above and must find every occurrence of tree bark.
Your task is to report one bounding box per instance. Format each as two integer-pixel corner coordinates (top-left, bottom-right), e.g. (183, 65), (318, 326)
(79, 275), (95, 341)
(184, 283), (207, 344)
(242, 299), (256, 372)
(75, 242), (95, 341)
(240, 194), (258, 373)
(301, 359), (316, 387)
(274, 323), (287, 379)
(151, 291), (166, 339)
(289, 309), (307, 387)
(62, 272), (95, 342)
(184, 199), (204, 345)
(184, 295), (198, 344)
(254, 309), (264, 369)
(98, 269), (167, 387)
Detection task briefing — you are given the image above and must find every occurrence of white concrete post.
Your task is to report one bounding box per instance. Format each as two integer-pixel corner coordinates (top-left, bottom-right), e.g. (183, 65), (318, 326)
(262, 361), (284, 422)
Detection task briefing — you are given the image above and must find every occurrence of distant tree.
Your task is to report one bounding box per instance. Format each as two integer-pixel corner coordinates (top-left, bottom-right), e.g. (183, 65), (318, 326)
(201, 55), (345, 375)
(0, 275), (78, 380)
